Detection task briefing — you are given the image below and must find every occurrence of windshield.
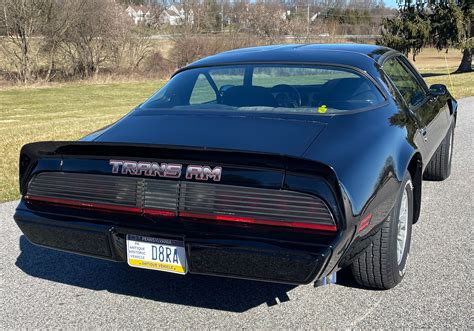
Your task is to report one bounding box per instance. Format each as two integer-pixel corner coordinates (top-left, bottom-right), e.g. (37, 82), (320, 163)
(140, 64), (385, 114)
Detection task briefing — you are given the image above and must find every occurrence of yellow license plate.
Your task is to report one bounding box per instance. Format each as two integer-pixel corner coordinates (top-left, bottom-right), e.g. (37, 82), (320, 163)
(126, 235), (187, 274)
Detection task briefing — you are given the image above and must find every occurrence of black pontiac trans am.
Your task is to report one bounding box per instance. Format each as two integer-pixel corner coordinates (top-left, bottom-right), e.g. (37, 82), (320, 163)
(14, 44), (457, 290)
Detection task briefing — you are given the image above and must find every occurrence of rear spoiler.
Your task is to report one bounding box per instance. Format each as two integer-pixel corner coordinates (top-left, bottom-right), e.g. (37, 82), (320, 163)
(19, 140), (340, 194)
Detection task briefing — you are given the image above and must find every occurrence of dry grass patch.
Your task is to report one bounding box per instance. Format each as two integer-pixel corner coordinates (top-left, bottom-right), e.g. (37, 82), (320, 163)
(410, 47), (465, 72)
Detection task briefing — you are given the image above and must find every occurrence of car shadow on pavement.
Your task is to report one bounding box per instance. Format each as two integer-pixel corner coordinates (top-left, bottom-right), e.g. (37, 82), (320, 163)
(15, 235), (298, 312)
(334, 267), (368, 290)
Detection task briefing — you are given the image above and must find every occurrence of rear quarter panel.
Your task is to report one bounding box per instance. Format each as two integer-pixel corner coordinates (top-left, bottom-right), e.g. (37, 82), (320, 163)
(303, 101), (420, 242)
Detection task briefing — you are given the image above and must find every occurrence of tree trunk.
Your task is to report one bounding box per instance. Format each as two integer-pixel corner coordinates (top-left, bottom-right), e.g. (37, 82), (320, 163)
(20, 33), (30, 83)
(44, 45), (56, 82)
(455, 48), (472, 73)
(93, 64), (99, 80)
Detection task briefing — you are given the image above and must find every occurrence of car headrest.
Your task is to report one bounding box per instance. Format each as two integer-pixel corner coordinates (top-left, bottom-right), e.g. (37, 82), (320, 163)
(322, 78), (371, 99)
(222, 86), (275, 107)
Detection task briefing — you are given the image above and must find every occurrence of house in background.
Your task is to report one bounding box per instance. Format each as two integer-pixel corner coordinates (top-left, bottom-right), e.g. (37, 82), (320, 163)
(158, 5), (193, 26)
(126, 5), (153, 25)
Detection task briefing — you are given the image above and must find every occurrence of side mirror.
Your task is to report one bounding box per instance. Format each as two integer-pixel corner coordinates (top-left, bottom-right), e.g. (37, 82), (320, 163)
(429, 84), (447, 96)
(410, 91), (425, 106)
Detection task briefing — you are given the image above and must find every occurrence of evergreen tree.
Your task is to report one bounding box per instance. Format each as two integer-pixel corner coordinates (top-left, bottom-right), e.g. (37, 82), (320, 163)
(378, 5), (430, 61)
(430, 0), (472, 73)
(378, 0), (472, 72)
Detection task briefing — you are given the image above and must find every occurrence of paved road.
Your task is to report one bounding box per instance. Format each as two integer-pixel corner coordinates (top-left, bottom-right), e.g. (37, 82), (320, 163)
(1, 98), (472, 328)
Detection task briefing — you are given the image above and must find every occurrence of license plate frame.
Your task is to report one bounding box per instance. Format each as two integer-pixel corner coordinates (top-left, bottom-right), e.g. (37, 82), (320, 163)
(126, 234), (187, 275)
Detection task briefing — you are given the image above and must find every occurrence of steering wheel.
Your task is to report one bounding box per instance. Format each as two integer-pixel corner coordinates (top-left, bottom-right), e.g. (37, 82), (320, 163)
(270, 84), (302, 108)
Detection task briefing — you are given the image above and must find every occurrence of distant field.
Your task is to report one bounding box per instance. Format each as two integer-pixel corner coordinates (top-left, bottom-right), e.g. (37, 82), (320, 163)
(0, 47), (472, 202)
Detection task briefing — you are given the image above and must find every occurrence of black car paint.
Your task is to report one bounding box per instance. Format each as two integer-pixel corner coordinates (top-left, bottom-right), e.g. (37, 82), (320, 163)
(92, 112), (328, 157)
(14, 44), (457, 284)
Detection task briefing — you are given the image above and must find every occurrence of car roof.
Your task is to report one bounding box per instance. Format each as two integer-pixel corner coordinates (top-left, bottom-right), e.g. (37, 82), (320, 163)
(182, 44), (396, 75)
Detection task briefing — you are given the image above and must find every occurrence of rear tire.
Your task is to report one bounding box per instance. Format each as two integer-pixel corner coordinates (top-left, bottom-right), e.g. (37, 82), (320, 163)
(423, 124), (454, 181)
(351, 172), (414, 290)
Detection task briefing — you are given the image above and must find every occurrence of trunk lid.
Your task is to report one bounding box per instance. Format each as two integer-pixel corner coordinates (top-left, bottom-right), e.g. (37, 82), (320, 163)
(91, 113), (327, 157)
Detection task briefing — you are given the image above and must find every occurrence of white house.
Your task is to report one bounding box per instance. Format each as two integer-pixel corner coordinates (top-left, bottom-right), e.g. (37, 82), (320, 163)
(158, 5), (193, 26)
(126, 5), (153, 25)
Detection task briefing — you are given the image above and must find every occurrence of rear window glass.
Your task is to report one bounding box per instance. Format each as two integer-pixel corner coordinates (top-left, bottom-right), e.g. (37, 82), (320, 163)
(141, 64), (385, 114)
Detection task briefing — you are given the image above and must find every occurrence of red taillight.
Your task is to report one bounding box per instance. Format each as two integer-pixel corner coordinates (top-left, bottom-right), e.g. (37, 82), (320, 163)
(180, 212), (337, 231)
(143, 208), (176, 217)
(25, 195), (142, 214)
(25, 173), (337, 232)
(179, 182), (336, 232)
(25, 194), (336, 231)
(26, 195), (177, 217)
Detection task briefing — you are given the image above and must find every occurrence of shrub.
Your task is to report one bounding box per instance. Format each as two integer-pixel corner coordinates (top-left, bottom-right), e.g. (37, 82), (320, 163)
(169, 34), (266, 68)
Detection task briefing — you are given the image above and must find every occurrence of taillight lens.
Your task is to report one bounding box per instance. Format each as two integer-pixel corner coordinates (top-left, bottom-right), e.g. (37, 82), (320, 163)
(179, 182), (336, 231)
(26, 172), (336, 231)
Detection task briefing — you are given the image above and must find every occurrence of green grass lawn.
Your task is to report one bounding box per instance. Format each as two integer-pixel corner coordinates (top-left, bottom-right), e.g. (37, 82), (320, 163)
(0, 81), (166, 202)
(424, 71), (473, 101)
(0, 71), (472, 202)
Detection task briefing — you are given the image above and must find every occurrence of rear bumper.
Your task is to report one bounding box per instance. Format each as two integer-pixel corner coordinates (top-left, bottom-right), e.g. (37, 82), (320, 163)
(14, 207), (333, 285)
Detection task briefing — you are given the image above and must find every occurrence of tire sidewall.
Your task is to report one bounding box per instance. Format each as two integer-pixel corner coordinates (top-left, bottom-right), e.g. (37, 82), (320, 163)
(388, 173), (414, 283)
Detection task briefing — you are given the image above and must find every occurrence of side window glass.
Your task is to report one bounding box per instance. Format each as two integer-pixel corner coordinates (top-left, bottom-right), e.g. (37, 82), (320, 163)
(383, 58), (426, 107)
(189, 74), (216, 104)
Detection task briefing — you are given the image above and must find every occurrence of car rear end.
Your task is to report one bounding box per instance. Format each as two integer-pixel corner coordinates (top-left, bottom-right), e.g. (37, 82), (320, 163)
(14, 142), (347, 284)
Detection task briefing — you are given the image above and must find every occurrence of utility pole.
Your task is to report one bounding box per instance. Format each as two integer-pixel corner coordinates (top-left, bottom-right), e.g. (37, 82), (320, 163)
(221, 1), (224, 33)
(307, 2), (310, 35)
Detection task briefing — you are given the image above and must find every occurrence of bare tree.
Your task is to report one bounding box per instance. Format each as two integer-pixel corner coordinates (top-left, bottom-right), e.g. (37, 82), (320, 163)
(0, 0), (396, 84)
(243, 2), (289, 41)
(41, 0), (72, 81)
(115, 29), (156, 71)
(59, 0), (130, 78)
(0, 0), (51, 82)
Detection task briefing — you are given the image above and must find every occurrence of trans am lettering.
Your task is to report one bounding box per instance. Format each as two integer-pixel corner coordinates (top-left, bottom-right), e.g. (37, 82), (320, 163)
(109, 160), (182, 178)
(109, 160), (222, 181)
(186, 165), (222, 182)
